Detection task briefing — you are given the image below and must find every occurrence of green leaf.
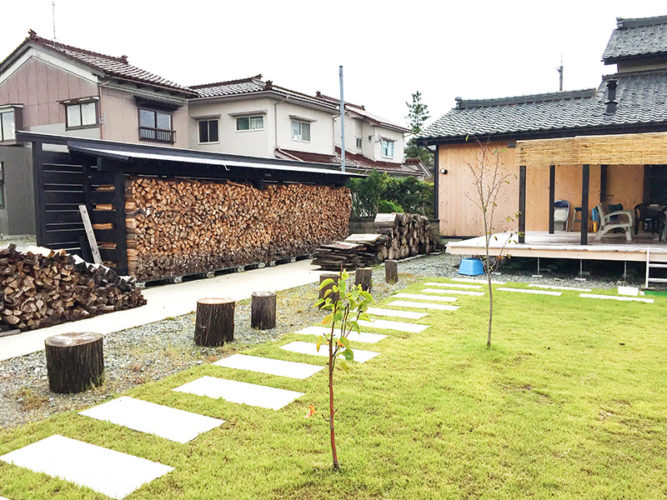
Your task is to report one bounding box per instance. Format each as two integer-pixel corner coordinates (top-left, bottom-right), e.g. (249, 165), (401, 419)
(316, 336), (324, 352)
(339, 337), (350, 349)
(319, 278), (334, 290)
(342, 349), (354, 361)
(322, 313), (334, 326)
(339, 361), (350, 373)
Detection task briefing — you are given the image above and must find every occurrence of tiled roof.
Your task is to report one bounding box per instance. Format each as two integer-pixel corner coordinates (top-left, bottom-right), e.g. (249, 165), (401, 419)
(191, 76), (338, 110)
(602, 16), (667, 63)
(419, 70), (667, 142)
(315, 92), (409, 132)
(276, 147), (427, 177)
(11, 31), (196, 96)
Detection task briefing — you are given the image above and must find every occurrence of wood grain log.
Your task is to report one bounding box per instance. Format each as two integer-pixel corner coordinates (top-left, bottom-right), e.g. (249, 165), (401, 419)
(385, 260), (398, 284)
(355, 267), (372, 292)
(251, 291), (276, 330)
(45, 332), (104, 394)
(195, 298), (235, 346)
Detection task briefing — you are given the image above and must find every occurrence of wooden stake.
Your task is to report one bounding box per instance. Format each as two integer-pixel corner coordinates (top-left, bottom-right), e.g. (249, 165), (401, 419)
(251, 291), (276, 330)
(355, 267), (372, 292)
(385, 260), (398, 284)
(45, 332), (104, 394)
(195, 298), (235, 346)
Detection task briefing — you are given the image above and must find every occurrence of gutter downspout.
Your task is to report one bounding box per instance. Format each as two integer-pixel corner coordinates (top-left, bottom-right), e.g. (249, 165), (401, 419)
(274, 95), (290, 156)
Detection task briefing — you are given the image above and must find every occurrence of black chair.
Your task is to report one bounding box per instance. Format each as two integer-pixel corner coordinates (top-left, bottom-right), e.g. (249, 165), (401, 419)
(634, 203), (663, 235)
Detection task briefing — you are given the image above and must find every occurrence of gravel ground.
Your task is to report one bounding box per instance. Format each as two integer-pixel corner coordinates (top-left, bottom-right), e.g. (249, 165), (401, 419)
(0, 251), (632, 429)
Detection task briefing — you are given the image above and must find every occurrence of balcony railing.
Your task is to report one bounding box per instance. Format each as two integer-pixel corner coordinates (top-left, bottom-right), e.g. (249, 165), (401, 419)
(139, 127), (175, 144)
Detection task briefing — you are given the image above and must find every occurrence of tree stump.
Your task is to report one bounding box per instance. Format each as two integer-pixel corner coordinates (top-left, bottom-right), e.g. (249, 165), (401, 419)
(195, 298), (235, 346)
(45, 332), (104, 394)
(319, 273), (340, 307)
(355, 267), (372, 292)
(385, 260), (398, 284)
(251, 291), (276, 330)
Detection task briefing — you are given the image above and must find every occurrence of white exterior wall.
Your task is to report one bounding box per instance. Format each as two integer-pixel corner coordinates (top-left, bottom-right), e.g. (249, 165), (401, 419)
(369, 126), (405, 163)
(274, 101), (335, 154)
(188, 97), (275, 157)
(333, 115), (363, 154)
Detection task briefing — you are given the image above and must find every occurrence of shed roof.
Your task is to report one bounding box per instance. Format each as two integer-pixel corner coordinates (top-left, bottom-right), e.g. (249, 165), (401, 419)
(602, 16), (667, 63)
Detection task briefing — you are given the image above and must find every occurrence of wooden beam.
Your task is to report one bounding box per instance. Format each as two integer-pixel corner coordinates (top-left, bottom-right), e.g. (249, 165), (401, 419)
(548, 165), (555, 234)
(580, 164), (590, 245)
(519, 165), (526, 243)
(600, 164), (607, 202)
(31, 141), (45, 245)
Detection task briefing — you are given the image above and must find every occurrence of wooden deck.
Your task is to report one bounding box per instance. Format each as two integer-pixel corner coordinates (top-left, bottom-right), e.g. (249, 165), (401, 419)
(447, 231), (667, 263)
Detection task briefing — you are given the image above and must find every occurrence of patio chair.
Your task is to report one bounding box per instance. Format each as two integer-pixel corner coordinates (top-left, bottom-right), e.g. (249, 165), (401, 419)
(594, 203), (634, 242)
(553, 200), (569, 231)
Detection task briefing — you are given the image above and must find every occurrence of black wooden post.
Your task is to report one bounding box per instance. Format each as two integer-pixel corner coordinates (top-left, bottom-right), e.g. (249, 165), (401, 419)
(31, 141), (45, 245)
(518, 165), (526, 243)
(581, 164), (590, 245)
(548, 164), (555, 234)
(600, 164), (607, 203)
(112, 171), (128, 275)
(433, 144), (440, 221)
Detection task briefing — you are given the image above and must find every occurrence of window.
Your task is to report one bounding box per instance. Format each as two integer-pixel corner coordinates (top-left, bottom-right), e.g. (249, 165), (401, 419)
(236, 115), (264, 131)
(0, 162), (4, 209)
(291, 119), (311, 142)
(198, 119), (219, 143)
(381, 138), (395, 158)
(356, 137), (362, 149)
(65, 101), (97, 129)
(0, 110), (15, 142)
(139, 108), (174, 143)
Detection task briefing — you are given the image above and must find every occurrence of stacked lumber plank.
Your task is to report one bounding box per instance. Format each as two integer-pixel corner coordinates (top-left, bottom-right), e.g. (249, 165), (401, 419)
(374, 213), (435, 260)
(125, 177), (351, 281)
(0, 244), (145, 333)
(311, 235), (389, 271)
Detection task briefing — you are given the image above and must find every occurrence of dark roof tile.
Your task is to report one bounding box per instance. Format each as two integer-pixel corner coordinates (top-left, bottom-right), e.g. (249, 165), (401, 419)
(602, 15), (667, 62)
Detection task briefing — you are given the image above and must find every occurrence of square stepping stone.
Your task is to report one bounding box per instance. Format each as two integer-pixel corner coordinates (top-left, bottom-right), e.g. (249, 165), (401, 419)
(297, 326), (387, 344)
(579, 293), (654, 304)
(497, 287), (561, 296)
(422, 288), (484, 296)
(173, 376), (303, 410)
(388, 300), (459, 311)
(452, 277), (506, 284)
(0, 435), (173, 499)
(80, 396), (223, 444)
(394, 293), (457, 303)
(214, 353), (323, 379)
(281, 341), (379, 363)
(366, 307), (427, 320)
(528, 284), (591, 292)
(424, 282), (481, 289)
(358, 318), (428, 333)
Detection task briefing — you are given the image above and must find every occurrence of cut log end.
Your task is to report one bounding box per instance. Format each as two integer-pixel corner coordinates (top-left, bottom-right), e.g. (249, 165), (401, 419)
(45, 332), (104, 394)
(195, 297), (235, 346)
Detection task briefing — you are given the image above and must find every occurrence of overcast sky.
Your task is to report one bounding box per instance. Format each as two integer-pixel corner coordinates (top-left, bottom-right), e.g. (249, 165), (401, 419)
(1, 0), (665, 127)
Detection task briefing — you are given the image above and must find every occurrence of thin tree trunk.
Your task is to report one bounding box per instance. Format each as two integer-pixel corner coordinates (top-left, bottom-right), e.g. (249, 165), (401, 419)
(328, 339), (339, 470)
(487, 276), (493, 347)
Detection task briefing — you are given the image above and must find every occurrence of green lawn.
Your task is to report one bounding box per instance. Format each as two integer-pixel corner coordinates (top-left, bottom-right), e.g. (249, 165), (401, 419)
(1, 279), (665, 499)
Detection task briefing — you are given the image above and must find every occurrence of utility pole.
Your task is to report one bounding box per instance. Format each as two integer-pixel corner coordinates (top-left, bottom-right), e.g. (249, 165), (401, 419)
(557, 56), (563, 91)
(52, 0), (57, 40)
(339, 65), (345, 173)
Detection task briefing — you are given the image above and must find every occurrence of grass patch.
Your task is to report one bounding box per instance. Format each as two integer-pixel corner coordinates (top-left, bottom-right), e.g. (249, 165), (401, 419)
(1, 278), (665, 498)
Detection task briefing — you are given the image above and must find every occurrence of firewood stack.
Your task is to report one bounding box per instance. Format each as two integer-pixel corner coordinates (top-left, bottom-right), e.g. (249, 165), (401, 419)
(125, 177), (351, 281)
(374, 213), (436, 260)
(0, 244), (146, 333)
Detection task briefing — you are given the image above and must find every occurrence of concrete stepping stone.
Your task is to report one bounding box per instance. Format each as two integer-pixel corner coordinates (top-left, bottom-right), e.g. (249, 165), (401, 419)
(497, 287), (562, 296)
(281, 341), (379, 363)
(579, 293), (654, 303)
(366, 307), (427, 320)
(79, 396), (223, 444)
(358, 318), (428, 333)
(173, 376), (303, 410)
(393, 293), (457, 303)
(214, 353), (323, 379)
(424, 282), (481, 289)
(297, 326), (387, 344)
(0, 434), (173, 499)
(422, 288), (484, 296)
(388, 300), (459, 311)
(452, 277), (506, 284)
(529, 284), (591, 292)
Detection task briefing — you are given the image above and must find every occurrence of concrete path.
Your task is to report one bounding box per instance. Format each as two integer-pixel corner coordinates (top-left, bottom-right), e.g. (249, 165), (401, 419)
(0, 260), (325, 362)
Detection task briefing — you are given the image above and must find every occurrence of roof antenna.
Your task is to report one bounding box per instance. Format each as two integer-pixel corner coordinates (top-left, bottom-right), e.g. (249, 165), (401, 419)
(51, 0), (57, 40)
(557, 56), (563, 91)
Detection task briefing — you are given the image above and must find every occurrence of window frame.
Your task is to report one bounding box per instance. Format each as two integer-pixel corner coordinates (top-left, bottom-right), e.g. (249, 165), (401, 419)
(0, 109), (16, 142)
(64, 99), (99, 130)
(381, 138), (395, 158)
(290, 119), (311, 142)
(198, 118), (220, 144)
(235, 115), (264, 132)
(355, 137), (362, 149)
(138, 107), (175, 144)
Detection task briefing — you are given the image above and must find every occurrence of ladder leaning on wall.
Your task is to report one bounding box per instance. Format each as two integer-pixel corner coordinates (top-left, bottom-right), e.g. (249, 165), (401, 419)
(645, 248), (667, 288)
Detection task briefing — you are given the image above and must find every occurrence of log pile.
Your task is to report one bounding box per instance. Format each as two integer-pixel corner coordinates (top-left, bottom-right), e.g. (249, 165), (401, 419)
(311, 213), (437, 271)
(125, 177), (351, 281)
(0, 244), (145, 333)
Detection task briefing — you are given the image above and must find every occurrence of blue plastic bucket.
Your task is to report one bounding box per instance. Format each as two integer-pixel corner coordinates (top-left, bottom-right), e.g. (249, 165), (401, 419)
(458, 258), (484, 276)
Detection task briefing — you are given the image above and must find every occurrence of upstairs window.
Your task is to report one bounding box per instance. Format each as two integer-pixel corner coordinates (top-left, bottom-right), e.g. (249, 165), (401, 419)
(381, 138), (395, 158)
(139, 108), (174, 143)
(356, 137), (362, 149)
(291, 119), (311, 142)
(198, 119), (219, 143)
(65, 100), (97, 129)
(236, 115), (264, 131)
(0, 110), (16, 142)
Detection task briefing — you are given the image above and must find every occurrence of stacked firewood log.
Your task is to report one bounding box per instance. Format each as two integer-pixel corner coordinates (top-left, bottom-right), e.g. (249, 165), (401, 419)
(311, 235), (388, 271)
(0, 244), (145, 333)
(125, 177), (351, 281)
